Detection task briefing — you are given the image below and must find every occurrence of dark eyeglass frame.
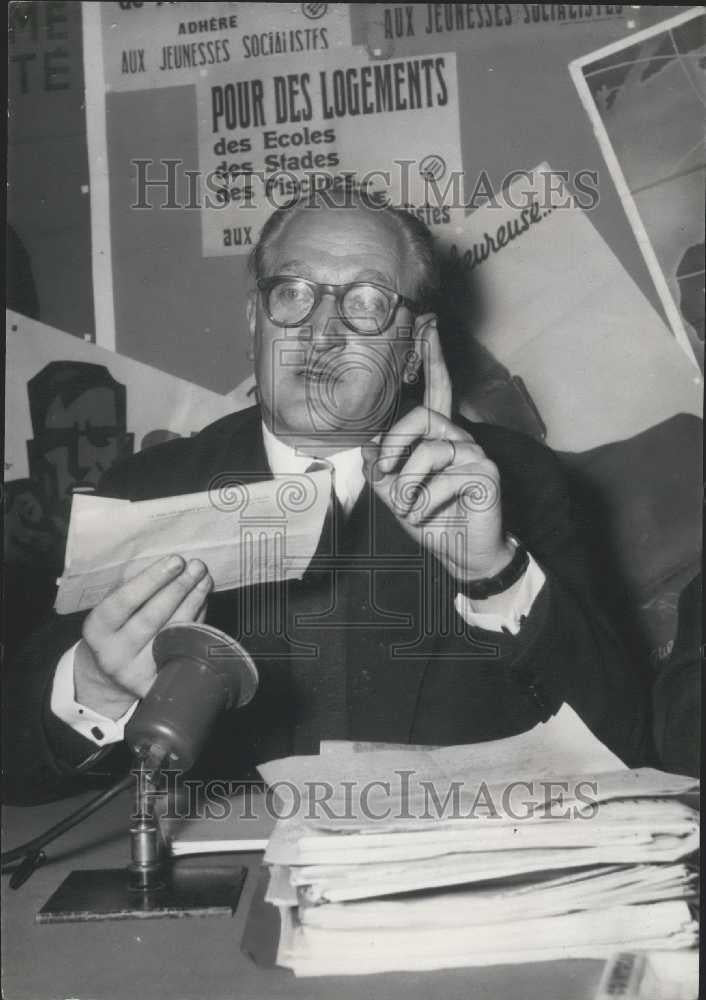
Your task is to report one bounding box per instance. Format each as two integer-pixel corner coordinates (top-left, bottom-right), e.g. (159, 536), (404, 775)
(256, 275), (422, 335)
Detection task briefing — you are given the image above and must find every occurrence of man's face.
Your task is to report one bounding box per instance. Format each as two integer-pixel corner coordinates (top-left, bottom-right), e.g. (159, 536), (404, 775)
(248, 208), (424, 454)
(28, 388), (130, 521)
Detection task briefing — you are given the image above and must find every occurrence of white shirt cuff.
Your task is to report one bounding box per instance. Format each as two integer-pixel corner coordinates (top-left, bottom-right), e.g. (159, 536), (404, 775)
(50, 642), (138, 747)
(454, 552), (545, 635)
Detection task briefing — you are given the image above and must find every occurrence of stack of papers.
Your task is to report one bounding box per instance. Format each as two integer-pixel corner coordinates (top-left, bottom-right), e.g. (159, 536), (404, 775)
(160, 787), (274, 856)
(255, 709), (699, 977)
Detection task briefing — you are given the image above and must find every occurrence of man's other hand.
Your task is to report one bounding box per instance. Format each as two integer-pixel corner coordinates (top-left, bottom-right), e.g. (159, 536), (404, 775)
(362, 408), (514, 583)
(74, 555), (213, 719)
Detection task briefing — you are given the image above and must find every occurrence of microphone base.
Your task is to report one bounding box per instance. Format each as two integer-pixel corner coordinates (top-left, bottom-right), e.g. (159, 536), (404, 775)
(36, 855), (247, 923)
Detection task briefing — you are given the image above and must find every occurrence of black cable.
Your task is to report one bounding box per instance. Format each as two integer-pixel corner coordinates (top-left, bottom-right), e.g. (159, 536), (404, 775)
(1, 772), (134, 872)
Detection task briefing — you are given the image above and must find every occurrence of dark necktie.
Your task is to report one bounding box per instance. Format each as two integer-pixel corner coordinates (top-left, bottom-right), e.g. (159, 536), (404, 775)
(306, 459), (345, 557)
(286, 459), (349, 752)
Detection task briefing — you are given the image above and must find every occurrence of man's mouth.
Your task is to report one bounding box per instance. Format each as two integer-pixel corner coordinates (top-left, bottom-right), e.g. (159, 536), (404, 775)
(298, 367), (331, 382)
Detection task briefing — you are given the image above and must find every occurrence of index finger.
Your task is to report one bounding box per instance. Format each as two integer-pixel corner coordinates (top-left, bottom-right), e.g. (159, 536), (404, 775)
(364, 406), (457, 478)
(94, 554), (185, 631)
(421, 319), (452, 420)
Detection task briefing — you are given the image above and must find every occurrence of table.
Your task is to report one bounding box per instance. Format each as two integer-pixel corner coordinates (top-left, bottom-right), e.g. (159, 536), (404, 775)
(2, 789), (605, 1000)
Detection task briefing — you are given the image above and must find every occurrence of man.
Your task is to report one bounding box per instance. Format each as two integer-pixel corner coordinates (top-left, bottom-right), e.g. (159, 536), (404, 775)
(3, 194), (655, 803)
(4, 362), (134, 659)
(25, 361), (134, 534)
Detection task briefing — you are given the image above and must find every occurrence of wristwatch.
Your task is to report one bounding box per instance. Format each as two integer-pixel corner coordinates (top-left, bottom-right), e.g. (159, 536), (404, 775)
(456, 536), (529, 600)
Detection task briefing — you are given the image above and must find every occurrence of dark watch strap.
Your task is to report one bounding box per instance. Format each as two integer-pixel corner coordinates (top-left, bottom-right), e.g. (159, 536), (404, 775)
(456, 538), (530, 600)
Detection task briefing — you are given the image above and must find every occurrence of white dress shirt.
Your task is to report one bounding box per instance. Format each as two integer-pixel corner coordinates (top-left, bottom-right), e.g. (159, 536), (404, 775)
(51, 421), (546, 745)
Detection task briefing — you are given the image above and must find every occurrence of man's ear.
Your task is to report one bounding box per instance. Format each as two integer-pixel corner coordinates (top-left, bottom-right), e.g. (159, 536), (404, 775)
(246, 290), (258, 361)
(246, 289), (257, 337)
(401, 312), (434, 379)
(413, 311), (437, 341)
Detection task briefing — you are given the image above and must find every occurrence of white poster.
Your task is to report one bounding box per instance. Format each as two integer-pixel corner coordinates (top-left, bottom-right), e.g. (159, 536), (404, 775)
(195, 47), (464, 255)
(443, 165), (702, 452)
(99, 1), (352, 91)
(570, 7), (705, 370)
(4, 311), (247, 482)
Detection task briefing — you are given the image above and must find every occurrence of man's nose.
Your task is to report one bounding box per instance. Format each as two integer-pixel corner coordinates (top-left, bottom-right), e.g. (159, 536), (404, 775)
(76, 435), (100, 478)
(305, 294), (348, 348)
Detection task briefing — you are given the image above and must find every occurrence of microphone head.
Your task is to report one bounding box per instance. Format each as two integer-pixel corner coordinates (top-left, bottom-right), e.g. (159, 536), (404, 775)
(125, 624), (259, 772)
(152, 624), (259, 710)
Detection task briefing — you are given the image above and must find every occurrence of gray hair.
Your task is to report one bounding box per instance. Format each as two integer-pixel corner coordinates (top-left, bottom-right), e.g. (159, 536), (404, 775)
(249, 188), (440, 311)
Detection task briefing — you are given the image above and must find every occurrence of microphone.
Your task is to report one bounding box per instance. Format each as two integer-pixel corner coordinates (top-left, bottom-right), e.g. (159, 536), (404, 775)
(124, 624), (259, 894)
(3, 624), (259, 907)
(125, 623), (259, 774)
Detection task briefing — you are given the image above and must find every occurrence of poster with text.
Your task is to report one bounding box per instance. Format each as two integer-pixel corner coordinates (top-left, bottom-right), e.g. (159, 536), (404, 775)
(100, 1), (352, 90)
(438, 165), (702, 453)
(195, 46), (464, 255)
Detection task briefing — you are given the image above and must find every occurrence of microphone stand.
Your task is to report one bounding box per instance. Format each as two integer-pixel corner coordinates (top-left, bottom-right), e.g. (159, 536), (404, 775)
(127, 760), (165, 894)
(4, 624), (258, 923)
(32, 761), (249, 923)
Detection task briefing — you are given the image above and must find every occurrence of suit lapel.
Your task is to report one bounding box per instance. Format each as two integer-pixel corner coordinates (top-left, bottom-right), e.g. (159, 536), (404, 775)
(199, 408), (272, 486)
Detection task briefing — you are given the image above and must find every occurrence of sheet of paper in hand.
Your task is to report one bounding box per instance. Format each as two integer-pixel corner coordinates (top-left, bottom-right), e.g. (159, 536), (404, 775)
(54, 470), (331, 614)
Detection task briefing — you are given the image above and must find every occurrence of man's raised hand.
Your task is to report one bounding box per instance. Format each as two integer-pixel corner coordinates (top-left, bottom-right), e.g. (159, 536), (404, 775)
(363, 322), (513, 583)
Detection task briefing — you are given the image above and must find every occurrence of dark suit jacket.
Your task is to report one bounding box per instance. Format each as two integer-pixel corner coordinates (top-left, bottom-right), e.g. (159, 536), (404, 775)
(3, 406), (656, 803)
(652, 574), (701, 778)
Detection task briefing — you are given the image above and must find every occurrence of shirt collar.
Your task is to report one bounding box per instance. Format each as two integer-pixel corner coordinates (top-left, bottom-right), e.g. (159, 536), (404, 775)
(261, 420), (366, 515)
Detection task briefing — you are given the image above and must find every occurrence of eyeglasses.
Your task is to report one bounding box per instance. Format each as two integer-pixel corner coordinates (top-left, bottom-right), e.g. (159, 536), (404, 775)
(257, 276), (421, 336)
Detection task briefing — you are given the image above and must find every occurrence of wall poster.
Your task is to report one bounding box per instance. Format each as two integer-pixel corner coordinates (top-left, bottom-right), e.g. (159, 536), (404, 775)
(570, 6), (705, 369)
